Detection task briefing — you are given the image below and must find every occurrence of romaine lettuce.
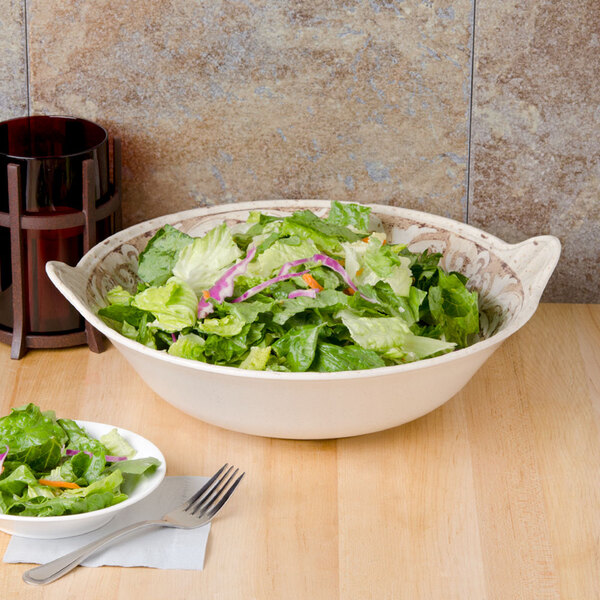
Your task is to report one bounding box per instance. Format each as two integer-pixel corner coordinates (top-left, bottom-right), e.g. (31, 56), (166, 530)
(137, 224), (193, 286)
(336, 309), (455, 361)
(239, 346), (272, 370)
(168, 333), (206, 361)
(343, 237), (412, 297)
(246, 238), (320, 279)
(0, 405), (161, 517)
(326, 200), (371, 231)
(97, 201), (481, 372)
(132, 277), (198, 333)
(172, 223), (242, 293)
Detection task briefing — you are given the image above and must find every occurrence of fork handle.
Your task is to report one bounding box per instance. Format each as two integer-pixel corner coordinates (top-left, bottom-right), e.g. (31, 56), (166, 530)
(22, 519), (165, 585)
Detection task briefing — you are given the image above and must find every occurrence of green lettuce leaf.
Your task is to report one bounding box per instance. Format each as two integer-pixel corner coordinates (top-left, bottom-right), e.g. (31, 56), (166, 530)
(232, 212), (282, 250)
(132, 278), (198, 333)
(137, 224), (194, 286)
(202, 323), (264, 364)
(326, 200), (371, 231)
(172, 223), (242, 293)
(272, 324), (324, 372)
(0, 464), (39, 495)
(343, 237), (412, 297)
(313, 342), (385, 372)
(106, 285), (133, 306)
(62, 469), (123, 498)
(246, 238), (320, 279)
(57, 452), (90, 484)
(99, 429), (136, 460)
(7, 490), (126, 517)
(105, 458), (160, 495)
(336, 309), (455, 361)
(272, 290), (351, 325)
(98, 303), (148, 328)
(239, 346), (272, 370)
(6, 470), (129, 517)
(308, 266), (343, 290)
(356, 282), (426, 325)
(220, 297), (276, 324)
(427, 269), (480, 347)
(58, 419), (108, 483)
(286, 210), (364, 243)
(0, 404), (67, 472)
(404, 249), (443, 289)
(196, 314), (245, 337)
(168, 333), (206, 361)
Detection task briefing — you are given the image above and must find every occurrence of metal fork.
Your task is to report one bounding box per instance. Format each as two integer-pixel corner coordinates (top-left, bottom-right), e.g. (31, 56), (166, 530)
(22, 464), (245, 586)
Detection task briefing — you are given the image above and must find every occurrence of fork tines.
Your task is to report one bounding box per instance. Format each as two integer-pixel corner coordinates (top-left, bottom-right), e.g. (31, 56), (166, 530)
(186, 464), (245, 520)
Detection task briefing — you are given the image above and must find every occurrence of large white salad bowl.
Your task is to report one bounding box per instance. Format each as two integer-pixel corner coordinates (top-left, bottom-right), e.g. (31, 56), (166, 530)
(46, 201), (560, 439)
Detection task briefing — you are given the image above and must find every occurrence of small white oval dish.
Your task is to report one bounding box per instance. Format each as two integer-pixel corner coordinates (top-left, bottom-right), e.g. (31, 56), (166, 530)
(0, 421), (166, 539)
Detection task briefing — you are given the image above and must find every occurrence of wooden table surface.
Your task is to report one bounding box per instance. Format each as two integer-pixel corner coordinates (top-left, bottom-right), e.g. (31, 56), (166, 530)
(0, 304), (598, 599)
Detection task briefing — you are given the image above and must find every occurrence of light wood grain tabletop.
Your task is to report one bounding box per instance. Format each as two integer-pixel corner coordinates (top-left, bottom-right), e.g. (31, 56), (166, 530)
(0, 304), (599, 600)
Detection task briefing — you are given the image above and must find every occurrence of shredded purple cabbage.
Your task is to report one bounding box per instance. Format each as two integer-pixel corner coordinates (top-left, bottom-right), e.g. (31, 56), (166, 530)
(0, 444), (8, 473)
(105, 455), (128, 462)
(65, 448), (126, 462)
(278, 254), (376, 302)
(65, 448), (93, 458)
(197, 246), (258, 318)
(278, 258), (312, 276)
(197, 297), (213, 319)
(210, 245), (257, 302)
(171, 333), (177, 343)
(231, 270), (310, 303)
(288, 289), (319, 299)
(197, 247), (375, 316)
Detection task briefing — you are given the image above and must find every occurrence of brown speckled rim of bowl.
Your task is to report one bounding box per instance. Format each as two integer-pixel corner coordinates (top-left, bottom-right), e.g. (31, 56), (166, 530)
(47, 200), (560, 381)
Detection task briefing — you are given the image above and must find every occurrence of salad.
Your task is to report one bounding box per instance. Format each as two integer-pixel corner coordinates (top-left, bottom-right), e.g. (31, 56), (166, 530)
(98, 201), (480, 372)
(0, 404), (160, 517)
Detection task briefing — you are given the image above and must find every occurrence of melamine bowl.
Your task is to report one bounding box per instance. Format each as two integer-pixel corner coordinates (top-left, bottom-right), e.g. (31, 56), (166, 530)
(46, 201), (560, 439)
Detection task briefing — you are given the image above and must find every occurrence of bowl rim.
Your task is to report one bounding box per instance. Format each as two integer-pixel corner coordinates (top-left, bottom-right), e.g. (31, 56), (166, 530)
(0, 420), (166, 524)
(49, 200), (561, 381)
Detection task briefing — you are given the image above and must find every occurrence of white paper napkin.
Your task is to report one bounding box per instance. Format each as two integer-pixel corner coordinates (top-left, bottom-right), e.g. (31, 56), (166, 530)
(3, 476), (211, 570)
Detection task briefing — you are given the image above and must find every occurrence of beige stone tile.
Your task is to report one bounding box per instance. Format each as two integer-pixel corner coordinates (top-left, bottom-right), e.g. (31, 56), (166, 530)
(26, 0), (472, 227)
(469, 0), (600, 302)
(0, 0), (27, 120)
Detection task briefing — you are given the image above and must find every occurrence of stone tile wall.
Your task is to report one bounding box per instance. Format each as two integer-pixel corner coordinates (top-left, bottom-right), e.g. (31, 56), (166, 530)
(1, 0), (598, 302)
(0, 0), (27, 120)
(470, 0), (600, 302)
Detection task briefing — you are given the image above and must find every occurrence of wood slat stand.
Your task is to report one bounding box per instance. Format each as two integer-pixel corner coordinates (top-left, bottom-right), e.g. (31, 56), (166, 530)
(0, 137), (122, 359)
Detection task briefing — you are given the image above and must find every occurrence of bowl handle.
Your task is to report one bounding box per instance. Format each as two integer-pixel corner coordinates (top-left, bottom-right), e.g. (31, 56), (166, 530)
(45, 260), (91, 315)
(500, 235), (561, 301)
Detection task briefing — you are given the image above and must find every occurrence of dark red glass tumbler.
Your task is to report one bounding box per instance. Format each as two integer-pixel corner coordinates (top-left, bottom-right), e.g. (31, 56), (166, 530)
(0, 115), (119, 358)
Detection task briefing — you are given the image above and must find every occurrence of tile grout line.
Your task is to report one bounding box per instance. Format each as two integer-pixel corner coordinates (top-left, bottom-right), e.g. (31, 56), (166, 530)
(465, 0), (477, 225)
(23, 0), (31, 116)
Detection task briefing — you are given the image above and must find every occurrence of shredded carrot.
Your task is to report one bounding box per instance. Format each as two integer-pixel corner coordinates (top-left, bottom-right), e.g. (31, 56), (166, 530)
(356, 268), (364, 277)
(302, 273), (324, 291)
(363, 236), (386, 244)
(343, 287), (355, 296)
(38, 479), (80, 489)
(202, 290), (210, 300)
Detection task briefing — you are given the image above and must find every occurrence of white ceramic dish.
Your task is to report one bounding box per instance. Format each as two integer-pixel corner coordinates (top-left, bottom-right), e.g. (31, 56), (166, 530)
(46, 200), (561, 440)
(0, 421), (166, 539)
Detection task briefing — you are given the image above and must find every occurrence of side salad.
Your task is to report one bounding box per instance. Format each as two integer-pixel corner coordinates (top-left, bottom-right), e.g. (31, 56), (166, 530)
(99, 201), (480, 372)
(0, 404), (160, 517)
